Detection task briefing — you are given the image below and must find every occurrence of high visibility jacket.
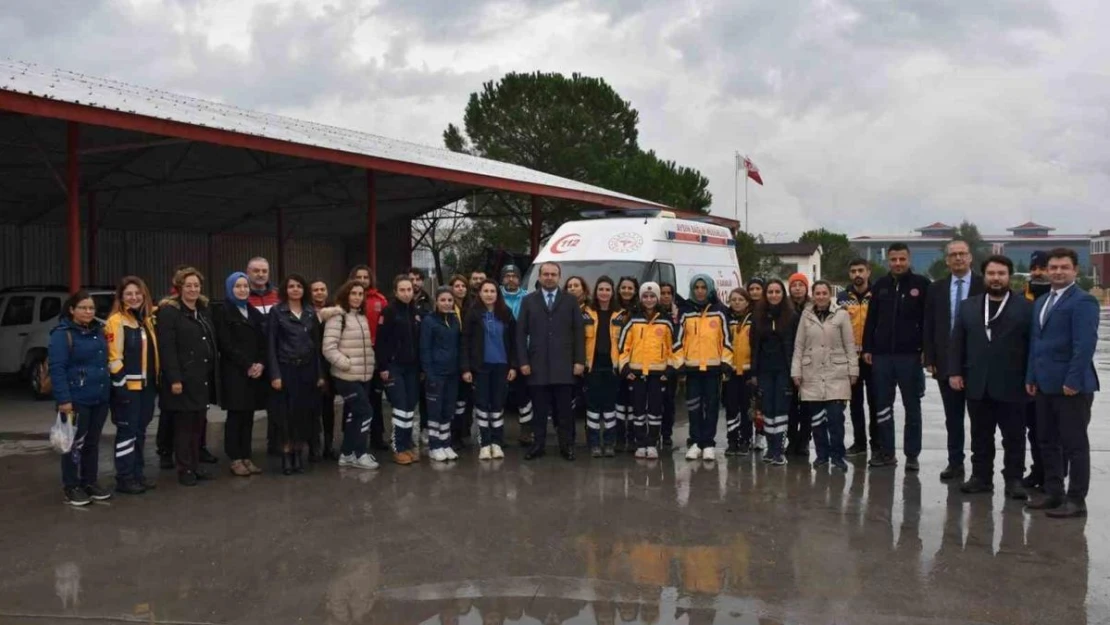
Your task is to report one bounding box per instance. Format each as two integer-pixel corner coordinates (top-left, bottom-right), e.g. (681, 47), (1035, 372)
(727, 312), (753, 373)
(106, 308), (160, 391)
(674, 302), (732, 372)
(836, 286), (871, 352)
(618, 311), (677, 376)
(580, 304), (620, 370)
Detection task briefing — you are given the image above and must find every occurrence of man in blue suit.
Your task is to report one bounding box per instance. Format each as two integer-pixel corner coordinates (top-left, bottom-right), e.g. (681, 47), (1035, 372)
(1024, 248), (1101, 518)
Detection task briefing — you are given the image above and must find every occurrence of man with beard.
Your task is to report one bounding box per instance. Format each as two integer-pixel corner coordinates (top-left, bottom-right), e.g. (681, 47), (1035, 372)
(469, 270), (487, 296)
(948, 255), (1032, 500)
(500, 265), (533, 445)
(407, 267), (433, 315)
(837, 258), (877, 457)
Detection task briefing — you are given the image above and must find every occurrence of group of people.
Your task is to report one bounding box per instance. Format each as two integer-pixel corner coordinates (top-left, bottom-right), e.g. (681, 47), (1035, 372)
(47, 245), (1100, 519)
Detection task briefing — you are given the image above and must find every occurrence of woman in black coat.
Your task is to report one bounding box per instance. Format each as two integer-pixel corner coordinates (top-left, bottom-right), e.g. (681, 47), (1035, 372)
(268, 274), (324, 475)
(213, 271), (268, 477)
(157, 267), (218, 487)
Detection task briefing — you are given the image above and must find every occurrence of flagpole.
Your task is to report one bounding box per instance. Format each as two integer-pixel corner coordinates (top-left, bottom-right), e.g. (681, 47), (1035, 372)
(744, 156), (750, 234)
(733, 151), (739, 228)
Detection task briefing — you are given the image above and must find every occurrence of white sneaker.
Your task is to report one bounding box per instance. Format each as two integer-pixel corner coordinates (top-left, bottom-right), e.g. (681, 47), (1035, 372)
(479, 446), (492, 460)
(685, 444), (701, 460)
(635, 447), (648, 458)
(444, 447), (459, 461)
(754, 434), (767, 450)
(338, 453), (356, 467)
(491, 444), (505, 459)
(646, 447), (659, 459)
(702, 447), (716, 461)
(431, 448), (447, 462)
(354, 454), (379, 470)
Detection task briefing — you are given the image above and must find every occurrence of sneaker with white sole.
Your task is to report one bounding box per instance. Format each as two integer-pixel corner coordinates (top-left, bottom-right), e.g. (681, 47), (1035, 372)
(685, 444), (701, 460)
(355, 454), (379, 470)
(338, 453), (357, 467)
(702, 447), (716, 461)
(635, 447), (648, 458)
(444, 447), (459, 461)
(479, 446), (492, 460)
(646, 447), (659, 459)
(754, 434), (767, 450)
(431, 449), (447, 462)
(491, 444), (505, 459)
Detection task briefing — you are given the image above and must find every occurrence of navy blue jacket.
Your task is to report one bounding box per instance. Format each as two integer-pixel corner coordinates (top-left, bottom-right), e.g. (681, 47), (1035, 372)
(48, 318), (110, 406)
(420, 312), (461, 378)
(863, 270), (931, 356)
(1027, 285), (1101, 394)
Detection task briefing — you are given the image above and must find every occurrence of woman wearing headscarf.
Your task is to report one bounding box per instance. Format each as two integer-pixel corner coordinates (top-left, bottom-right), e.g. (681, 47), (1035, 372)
(213, 272), (268, 477)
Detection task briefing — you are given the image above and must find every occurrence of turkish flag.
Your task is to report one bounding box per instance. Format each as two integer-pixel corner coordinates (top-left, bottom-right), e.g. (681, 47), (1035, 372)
(743, 156), (763, 186)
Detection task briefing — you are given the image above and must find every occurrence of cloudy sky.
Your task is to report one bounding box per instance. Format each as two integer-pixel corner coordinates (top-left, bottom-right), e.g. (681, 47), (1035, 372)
(2, 0), (1105, 239)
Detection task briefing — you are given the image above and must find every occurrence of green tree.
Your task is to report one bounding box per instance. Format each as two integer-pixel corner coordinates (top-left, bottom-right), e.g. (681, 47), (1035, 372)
(799, 228), (854, 283)
(735, 231), (782, 281)
(926, 220), (993, 279)
(443, 72), (712, 253)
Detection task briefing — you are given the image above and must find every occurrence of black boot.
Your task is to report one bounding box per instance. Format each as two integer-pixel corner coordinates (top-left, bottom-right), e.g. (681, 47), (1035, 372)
(293, 449), (306, 473)
(281, 453), (294, 476)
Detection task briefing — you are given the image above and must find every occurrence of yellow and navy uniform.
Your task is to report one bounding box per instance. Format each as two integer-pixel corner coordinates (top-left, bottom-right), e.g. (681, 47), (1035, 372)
(727, 312), (753, 374)
(836, 286), (870, 353)
(106, 307), (160, 390)
(674, 302), (732, 372)
(618, 310), (677, 376)
(581, 304), (620, 371)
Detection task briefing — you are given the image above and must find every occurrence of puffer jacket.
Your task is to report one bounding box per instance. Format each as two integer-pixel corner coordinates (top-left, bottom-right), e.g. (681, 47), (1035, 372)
(322, 310), (375, 382)
(48, 318), (111, 406)
(790, 302), (858, 401)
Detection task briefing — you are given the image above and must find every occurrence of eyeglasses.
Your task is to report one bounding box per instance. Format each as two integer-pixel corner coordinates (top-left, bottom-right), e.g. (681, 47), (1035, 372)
(947, 252), (970, 258)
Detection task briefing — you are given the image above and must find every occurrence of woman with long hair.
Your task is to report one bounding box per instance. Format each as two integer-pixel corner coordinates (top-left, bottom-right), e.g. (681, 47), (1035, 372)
(612, 276), (640, 452)
(50, 290), (113, 505)
(462, 279), (517, 460)
(322, 280), (379, 471)
(309, 278), (339, 461)
(421, 287), (463, 462)
(565, 276), (591, 429)
(377, 274), (423, 465)
(582, 276), (620, 457)
(268, 274), (324, 475)
(723, 287), (754, 456)
(157, 267), (218, 486)
(106, 276), (160, 494)
(448, 274), (474, 448)
(212, 272), (268, 477)
(745, 277), (767, 449)
(749, 279), (796, 466)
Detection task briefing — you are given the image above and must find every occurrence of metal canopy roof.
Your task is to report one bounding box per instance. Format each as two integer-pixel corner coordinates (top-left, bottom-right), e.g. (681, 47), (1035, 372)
(0, 60), (672, 237)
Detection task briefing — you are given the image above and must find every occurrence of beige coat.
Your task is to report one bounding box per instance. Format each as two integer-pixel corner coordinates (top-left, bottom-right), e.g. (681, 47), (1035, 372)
(790, 302), (858, 401)
(322, 311), (375, 382)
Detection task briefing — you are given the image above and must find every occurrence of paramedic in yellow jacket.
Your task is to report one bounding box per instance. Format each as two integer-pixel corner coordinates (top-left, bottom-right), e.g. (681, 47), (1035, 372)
(105, 276), (160, 495)
(723, 287), (755, 456)
(836, 258), (876, 456)
(674, 274), (733, 461)
(581, 276), (622, 457)
(618, 282), (676, 459)
(612, 276), (640, 453)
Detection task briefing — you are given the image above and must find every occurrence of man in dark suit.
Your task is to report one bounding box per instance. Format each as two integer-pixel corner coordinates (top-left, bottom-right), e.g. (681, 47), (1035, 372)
(1024, 248), (1101, 518)
(923, 239), (985, 481)
(516, 262), (586, 461)
(948, 255), (1032, 499)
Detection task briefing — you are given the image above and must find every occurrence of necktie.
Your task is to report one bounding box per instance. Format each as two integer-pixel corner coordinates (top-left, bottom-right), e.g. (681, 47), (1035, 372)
(951, 278), (964, 330)
(1041, 291), (1058, 328)
(546, 292), (554, 310)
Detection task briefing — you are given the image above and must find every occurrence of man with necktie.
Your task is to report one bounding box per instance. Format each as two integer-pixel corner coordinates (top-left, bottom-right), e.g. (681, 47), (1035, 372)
(1025, 248), (1101, 518)
(924, 239), (984, 481)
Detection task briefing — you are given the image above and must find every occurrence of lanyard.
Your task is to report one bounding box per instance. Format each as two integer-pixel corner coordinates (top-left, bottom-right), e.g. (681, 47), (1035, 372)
(983, 292), (1010, 341)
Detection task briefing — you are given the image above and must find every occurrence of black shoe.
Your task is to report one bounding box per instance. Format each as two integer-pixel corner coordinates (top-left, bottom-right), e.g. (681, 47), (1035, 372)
(812, 458), (830, 469)
(524, 448), (545, 461)
(115, 480), (146, 495)
(199, 448), (219, 464)
(159, 454), (174, 470)
(603, 445), (616, 458)
(940, 464), (965, 481)
(1004, 480), (1028, 501)
(178, 472), (198, 487)
(661, 438), (674, 449)
(1046, 500), (1087, 519)
(868, 453), (897, 468)
(282, 453), (294, 475)
(84, 483), (112, 501)
(194, 470), (214, 481)
(323, 448), (340, 461)
(845, 443), (867, 457)
(738, 441), (752, 456)
(960, 477), (993, 494)
(519, 432), (535, 448)
(371, 439), (391, 452)
(905, 457), (920, 472)
(293, 451), (306, 474)
(1025, 495), (1064, 511)
(591, 446), (603, 458)
(561, 447), (576, 461)
(832, 459), (849, 472)
(725, 442), (741, 456)
(64, 486), (91, 506)
(140, 477), (158, 490)
(1022, 473), (1043, 490)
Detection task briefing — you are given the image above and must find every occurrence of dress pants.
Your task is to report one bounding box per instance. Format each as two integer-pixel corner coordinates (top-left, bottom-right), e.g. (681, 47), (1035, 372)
(1037, 393), (1093, 502)
(937, 380), (967, 466)
(224, 409), (256, 461)
(171, 409), (207, 474)
(966, 395), (1025, 482)
(530, 384), (573, 451)
(1025, 401), (1043, 483)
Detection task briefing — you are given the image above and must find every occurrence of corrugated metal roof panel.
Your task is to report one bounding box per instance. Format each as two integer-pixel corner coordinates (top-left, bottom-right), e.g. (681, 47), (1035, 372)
(0, 60), (666, 210)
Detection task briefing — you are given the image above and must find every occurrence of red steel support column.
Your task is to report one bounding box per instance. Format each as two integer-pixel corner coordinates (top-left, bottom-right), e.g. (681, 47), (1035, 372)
(66, 122), (81, 293)
(276, 206), (286, 279)
(367, 169), (378, 268)
(530, 195), (541, 257)
(86, 191), (97, 285)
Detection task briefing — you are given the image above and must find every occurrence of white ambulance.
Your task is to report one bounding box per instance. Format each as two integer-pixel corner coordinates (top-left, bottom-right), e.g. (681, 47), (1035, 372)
(524, 212), (742, 301)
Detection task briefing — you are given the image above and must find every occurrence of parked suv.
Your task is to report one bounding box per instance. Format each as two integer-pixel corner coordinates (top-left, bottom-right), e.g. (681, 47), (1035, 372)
(0, 286), (115, 398)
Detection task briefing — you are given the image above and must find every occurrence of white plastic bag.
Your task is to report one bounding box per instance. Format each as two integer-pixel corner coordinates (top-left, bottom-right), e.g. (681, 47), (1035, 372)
(50, 411), (76, 454)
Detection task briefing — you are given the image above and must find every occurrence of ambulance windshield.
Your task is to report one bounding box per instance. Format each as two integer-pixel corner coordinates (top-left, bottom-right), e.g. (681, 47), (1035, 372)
(523, 260), (650, 294)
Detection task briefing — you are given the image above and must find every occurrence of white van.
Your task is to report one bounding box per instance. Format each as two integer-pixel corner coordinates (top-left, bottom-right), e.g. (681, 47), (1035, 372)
(524, 214), (742, 301)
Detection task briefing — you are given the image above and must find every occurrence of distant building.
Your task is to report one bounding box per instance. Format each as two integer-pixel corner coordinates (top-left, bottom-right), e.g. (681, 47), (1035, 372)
(757, 242), (822, 286)
(1092, 229), (1110, 287)
(851, 222), (1094, 277)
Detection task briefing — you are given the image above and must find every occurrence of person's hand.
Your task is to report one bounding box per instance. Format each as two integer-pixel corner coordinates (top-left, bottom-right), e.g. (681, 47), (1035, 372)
(660, 375), (668, 382)
(520, 365), (532, 376)
(850, 375), (858, 386)
(949, 376), (965, 391)
(507, 369), (517, 382)
(1063, 385), (1078, 396)
(792, 377), (802, 388)
(462, 372), (473, 384)
(627, 373), (636, 381)
(317, 378), (326, 389)
(863, 353), (873, 366)
(58, 402), (73, 414)
(926, 365), (936, 375)
(171, 382), (183, 395)
(573, 364), (585, 377)
(1025, 383), (1037, 397)
(380, 370), (390, 382)
(272, 379), (283, 391)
